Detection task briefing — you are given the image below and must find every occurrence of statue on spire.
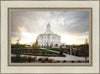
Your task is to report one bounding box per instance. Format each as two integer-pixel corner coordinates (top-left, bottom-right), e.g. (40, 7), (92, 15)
(44, 22), (54, 34)
(47, 22), (50, 26)
(43, 22), (54, 34)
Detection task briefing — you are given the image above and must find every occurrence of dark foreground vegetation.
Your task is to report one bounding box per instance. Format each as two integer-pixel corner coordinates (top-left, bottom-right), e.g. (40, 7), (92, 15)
(11, 56), (89, 63)
(11, 41), (89, 63)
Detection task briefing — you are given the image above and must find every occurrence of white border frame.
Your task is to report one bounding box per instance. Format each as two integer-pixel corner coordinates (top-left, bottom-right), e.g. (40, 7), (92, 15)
(1, 1), (99, 73)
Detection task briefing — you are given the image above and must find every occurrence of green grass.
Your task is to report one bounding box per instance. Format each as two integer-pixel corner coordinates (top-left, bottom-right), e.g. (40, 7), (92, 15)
(46, 48), (60, 51)
(38, 48), (47, 52)
(39, 48), (60, 52)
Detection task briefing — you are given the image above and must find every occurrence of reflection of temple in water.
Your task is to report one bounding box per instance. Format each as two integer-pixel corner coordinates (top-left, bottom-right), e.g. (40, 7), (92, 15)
(37, 22), (61, 47)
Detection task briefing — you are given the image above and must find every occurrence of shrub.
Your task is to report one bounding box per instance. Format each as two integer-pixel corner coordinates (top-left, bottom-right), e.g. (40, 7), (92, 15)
(63, 60), (66, 63)
(38, 58), (42, 61)
(28, 57), (33, 62)
(71, 61), (74, 63)
(38, 58), (55, 63)
(11, 57), (17, 62)
(62, 55), (66, 57)
(45, 58), (49, 61)
(22, 56), (28, 62)
(86, 60), (89, 63)
(78, 61), (81, 63)
(33, 57), (37, 61)
(38, 58), (45, 62)
(11, 56), (23, 63)
(41, 60), (47, 63)
(56, 60), (60, 63)
(41, 58), (45, 62)
(48, 59), (54, 63)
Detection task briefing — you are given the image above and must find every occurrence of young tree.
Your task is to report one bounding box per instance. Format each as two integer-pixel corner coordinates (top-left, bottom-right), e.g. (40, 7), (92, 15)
(85, 38), (88, 44)
(60, 46), (63, 56)
(83, 39), (89, 61)
(35, 39), (38, 46)
(32, 39), (38, 49)
(75, 49), (79, 56)
(15, 37), (21, 57)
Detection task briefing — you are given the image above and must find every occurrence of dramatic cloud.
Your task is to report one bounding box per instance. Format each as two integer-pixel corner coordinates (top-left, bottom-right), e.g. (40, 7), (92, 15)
(11, 10), (89, 45)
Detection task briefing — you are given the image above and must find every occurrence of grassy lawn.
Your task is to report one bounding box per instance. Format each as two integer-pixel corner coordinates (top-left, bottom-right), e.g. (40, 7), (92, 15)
(38, 48), (47, 52)
(46, 48), (60, 51)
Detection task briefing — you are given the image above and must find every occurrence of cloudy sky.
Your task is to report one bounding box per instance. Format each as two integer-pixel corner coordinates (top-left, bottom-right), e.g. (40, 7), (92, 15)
(11, 10), (89, 45)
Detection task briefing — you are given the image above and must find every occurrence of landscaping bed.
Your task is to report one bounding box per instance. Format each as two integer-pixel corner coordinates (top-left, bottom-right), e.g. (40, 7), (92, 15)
(12, 48), (65, 57)
(11, 56), (89, 63)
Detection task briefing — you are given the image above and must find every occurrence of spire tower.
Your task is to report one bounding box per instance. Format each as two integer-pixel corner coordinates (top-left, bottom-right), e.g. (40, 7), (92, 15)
(46, 22), (51, 32)
(44, 22), (53, 34)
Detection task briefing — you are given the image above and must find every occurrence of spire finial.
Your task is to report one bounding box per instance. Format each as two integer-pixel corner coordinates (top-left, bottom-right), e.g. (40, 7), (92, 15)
(48, 22), (50, 25)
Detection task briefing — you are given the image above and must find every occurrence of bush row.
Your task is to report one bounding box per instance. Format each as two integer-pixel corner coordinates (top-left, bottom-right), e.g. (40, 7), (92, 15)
(38, 58), (54, 63)
(11, 56), (36, 63)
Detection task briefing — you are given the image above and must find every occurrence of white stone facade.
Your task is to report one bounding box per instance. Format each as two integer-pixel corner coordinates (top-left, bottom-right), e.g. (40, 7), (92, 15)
(37, 23), (61, 47)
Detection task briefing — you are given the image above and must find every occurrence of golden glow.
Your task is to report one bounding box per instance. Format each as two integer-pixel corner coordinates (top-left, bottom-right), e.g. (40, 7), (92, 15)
(19, 27), (37, 44)
(61, 34), (88, 45)
(19, 32), (37, 45)
(12, 33), (88, 45)
(11, 27), (38, 45)
(11, 32), (37, 45)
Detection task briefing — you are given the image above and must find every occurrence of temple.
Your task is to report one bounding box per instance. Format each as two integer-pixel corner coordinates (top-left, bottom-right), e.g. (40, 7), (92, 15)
(37, 22), (61, 47)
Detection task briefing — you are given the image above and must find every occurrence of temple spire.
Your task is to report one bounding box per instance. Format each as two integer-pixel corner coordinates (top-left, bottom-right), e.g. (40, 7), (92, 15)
(47, 22), (51, 32)
(48, 22), (50, 26)
(44, 22), (54, 34)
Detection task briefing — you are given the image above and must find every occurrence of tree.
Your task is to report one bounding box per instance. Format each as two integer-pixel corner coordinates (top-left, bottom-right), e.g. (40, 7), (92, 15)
(32, 39), (38, 49)
(85, 38), (88, 44)
(82, 39), (89, 61)
(75, 49), (79, 56)
(15, 37), (21, 57)
(35, 39), (38, 46)
(16, 37), (21, 45)
(60, 46), (63, 56)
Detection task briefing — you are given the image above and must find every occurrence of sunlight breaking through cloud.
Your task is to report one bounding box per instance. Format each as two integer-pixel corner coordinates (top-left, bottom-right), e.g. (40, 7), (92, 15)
(11, 10), (89, 45)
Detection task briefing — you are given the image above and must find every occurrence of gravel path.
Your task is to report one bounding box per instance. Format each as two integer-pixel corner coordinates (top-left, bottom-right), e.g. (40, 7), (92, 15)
(40, 48), (89, 61)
